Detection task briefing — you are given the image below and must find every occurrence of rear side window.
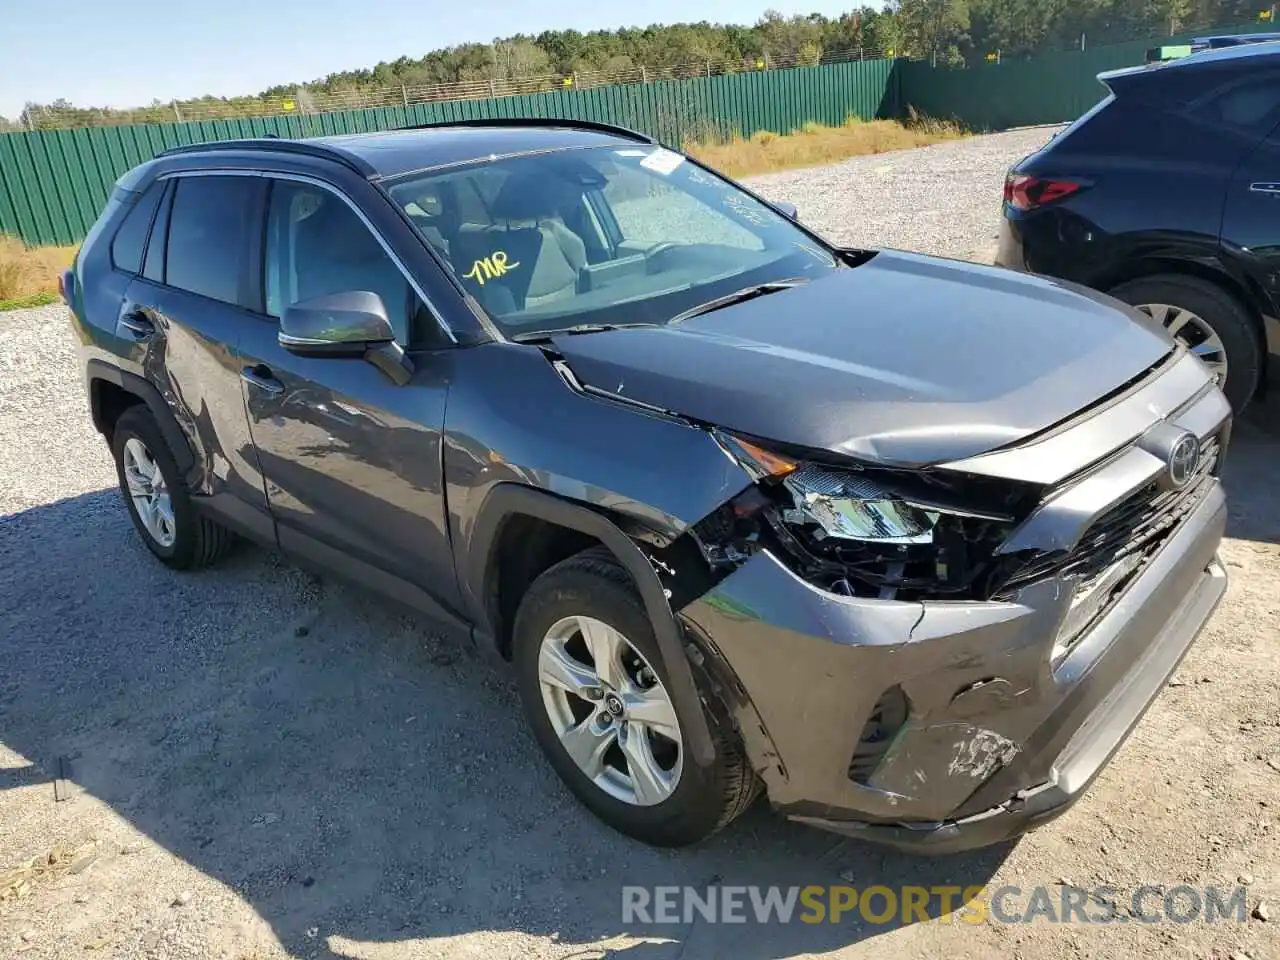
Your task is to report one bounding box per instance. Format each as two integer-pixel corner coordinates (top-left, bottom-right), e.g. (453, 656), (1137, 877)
(165, 176), (257, 305)
(1191, 77), (1280, 132)
(110, 180), (165, 274)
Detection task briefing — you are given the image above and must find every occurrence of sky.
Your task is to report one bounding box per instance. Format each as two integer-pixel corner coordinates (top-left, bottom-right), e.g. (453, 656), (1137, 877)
(2, 0), (868, 119)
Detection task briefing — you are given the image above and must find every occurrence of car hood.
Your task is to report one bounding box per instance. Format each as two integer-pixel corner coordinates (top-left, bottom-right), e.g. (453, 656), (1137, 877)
(551, 250), (1174, 466)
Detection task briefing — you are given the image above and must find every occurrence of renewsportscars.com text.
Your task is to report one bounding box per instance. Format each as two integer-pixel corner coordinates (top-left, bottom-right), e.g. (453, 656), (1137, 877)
(621, 884), (1250, 926)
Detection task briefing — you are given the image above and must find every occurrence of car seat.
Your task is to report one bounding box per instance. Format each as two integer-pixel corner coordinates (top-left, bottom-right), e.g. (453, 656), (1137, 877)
(450, 172), (587, 314)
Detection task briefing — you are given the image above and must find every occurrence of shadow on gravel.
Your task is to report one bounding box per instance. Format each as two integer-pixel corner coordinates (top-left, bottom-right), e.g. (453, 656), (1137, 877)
(0, 491), (1009, 959)
(3, 424), (1276, 958)
(1221, 416), (1280, 546)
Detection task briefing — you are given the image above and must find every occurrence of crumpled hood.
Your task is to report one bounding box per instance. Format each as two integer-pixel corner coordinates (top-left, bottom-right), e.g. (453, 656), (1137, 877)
(551, 250), (1174, 466)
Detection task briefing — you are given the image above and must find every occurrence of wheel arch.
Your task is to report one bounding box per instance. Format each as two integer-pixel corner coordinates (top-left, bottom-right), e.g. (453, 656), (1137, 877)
(1096, 255), (1268, 345)
(86, 360), (196, 476)
(465, 482), (716, 767)
(1097, 255), (1271, 396)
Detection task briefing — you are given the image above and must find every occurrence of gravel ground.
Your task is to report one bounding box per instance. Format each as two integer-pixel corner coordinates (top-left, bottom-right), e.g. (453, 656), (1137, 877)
(746, 126), (1057, 261)
(1, 128), (1278, 960)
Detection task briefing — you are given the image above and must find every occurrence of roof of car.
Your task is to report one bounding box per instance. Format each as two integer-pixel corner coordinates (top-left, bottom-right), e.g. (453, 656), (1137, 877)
(1172, 39), (1280, 66)
(159, 119), (655, 180)
(1103, 38), (1280, 83)
(1193, 32), (1280, 44)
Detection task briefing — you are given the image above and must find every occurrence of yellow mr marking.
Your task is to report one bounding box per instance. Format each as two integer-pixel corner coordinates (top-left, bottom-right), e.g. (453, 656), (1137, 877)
(463, 251), (520, 286)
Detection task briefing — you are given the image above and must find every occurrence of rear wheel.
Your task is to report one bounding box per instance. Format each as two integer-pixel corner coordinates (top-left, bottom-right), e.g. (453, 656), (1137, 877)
(512, 546), (758, 847)
(1109, 274), (1262, 412)
(111, 406), (235, 569)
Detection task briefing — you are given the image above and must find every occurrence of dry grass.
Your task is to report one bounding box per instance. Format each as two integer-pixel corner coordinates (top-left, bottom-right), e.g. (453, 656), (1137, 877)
(0, 235), (77, 310)
(686, 114), (965, 179)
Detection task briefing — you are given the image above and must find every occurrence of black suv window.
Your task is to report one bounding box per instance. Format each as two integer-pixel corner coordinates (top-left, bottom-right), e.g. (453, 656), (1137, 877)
(165, 176), (257, 305)
(264, 180), (428, 343)
(1189, 74), (1280, 133)
(110, 180), (165, 274)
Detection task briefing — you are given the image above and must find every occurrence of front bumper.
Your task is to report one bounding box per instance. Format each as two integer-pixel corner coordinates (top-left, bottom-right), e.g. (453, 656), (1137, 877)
(680, 474), (1227, 854)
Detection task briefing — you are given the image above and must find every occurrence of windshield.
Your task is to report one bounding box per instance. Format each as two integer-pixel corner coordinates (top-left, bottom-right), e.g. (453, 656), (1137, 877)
(385, 144), (840, 338)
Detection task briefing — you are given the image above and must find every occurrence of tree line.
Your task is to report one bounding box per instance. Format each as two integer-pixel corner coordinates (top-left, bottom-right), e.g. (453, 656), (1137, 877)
(5, 0), (1273, 130)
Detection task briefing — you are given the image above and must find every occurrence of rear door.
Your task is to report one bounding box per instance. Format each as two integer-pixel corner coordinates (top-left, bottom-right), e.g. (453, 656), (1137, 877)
(126, 173), (273, 536)
(236, 175), (459, 613)
(1221, 88), (1280, 326)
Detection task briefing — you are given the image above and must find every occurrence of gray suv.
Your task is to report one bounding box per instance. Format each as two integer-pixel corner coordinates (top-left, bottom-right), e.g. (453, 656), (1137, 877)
(66, 120), (1230, 852)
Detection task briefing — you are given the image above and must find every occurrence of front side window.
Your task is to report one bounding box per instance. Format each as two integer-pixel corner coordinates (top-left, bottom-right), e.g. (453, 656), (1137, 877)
(165, 176), (256, 305)
(386, 145), (839, 337)
(265, 180), (426, 343)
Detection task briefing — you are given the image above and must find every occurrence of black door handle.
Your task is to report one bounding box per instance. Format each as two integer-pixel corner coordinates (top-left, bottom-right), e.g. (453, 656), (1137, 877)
(119, 312), (155, 341)
(241, 364), (285, 397)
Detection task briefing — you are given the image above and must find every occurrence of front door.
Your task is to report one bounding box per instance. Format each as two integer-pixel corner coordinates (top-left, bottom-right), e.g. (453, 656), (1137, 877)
(237, 176), (460, 614)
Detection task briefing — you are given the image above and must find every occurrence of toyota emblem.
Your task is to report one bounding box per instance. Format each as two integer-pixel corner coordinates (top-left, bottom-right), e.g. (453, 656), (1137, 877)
(1167, 432), (1200, 489)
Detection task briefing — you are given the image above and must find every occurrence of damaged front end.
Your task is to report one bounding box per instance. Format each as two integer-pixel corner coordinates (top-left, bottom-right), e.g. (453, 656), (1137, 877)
(694, 430), (1044, 604)
(642, 363), (1230, 853)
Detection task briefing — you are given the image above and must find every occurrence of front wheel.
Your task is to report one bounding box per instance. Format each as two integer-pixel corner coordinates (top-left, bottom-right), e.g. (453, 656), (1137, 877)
(1109, 274), (1262, 412)
(512, 546), (758, 847)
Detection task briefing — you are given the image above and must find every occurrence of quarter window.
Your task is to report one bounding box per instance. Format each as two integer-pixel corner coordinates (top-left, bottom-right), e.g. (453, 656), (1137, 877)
(110, 180), (165, 274)
(164, 176), (256, 305)
(1190, 74), (1280, 132)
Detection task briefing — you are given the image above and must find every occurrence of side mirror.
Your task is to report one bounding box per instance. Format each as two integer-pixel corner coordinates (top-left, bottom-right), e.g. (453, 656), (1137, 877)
(774, 201), (799, 220)
(279, 291), (413, 385)
(279, 291), (394, 356)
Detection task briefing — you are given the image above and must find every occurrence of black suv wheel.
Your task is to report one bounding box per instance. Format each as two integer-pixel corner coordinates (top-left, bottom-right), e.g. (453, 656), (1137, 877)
(1110, 274), (1263, 412)
(111, 406), (235, 569)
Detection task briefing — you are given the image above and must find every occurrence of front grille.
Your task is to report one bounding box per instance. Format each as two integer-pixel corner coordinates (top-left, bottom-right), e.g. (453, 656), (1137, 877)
(1001, 433), (1220, 592)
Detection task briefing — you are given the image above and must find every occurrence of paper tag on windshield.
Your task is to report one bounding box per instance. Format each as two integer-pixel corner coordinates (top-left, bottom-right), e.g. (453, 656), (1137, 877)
(640, 148), (685, 175)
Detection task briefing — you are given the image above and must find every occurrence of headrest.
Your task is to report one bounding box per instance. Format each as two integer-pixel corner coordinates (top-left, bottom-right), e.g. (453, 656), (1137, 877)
(297, 196), (385, 266)
(489, 172), (580, 222)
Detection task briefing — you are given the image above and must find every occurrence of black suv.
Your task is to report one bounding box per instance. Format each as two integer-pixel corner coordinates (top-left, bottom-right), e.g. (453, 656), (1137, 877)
(997, 42), (1280, 413)
(69, 120), (1230, 852)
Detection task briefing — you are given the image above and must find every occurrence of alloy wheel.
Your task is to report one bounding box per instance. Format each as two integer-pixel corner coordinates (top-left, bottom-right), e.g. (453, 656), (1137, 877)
(122, 437), (176, 548)
(537, 615), (683, 806)
(1136, 302), (1229, 384)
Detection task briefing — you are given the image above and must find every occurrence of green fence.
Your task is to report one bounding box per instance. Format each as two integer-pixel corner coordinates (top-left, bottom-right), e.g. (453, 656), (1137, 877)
(4, 23), (1277, 247)
(899, 22), (1279, 131)
(0, 59), (896, 247)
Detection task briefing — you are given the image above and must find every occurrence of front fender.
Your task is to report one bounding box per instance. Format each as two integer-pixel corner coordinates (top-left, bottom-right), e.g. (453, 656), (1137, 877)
(442, 342), (757, 768)
(465, 483), (715, 766)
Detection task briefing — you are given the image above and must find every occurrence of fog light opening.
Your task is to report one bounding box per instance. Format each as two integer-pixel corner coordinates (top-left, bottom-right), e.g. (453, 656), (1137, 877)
(848, 685), (910, 785)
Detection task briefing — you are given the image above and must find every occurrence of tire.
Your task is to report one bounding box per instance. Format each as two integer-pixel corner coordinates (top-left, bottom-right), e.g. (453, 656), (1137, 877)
(1109, 274), (1262, 413)
(111, 406), (235, 569)
(512, 546), (758, 847)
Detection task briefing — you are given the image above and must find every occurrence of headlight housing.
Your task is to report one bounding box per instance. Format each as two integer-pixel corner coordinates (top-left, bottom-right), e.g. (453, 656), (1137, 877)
(708, 431), (1026, 600)
(781, 465), (939, 544)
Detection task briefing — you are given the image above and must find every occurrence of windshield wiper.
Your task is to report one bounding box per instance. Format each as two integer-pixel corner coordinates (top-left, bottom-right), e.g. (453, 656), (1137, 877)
(509, 322), (662, 344)
(667, 278), (808, 325)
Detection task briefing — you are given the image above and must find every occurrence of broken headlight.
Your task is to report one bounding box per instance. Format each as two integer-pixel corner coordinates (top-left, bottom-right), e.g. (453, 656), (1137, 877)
(709, 431), (1026, 600)
(781, 465), (939, 544)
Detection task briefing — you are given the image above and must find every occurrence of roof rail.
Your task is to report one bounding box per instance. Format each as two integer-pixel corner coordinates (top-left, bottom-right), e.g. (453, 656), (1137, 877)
(157, 138), (378, 178)
(394, 116), (655, 144)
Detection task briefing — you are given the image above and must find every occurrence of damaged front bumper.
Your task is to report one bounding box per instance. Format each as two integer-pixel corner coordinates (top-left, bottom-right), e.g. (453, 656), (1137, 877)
(680, 475), (1227, 854)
